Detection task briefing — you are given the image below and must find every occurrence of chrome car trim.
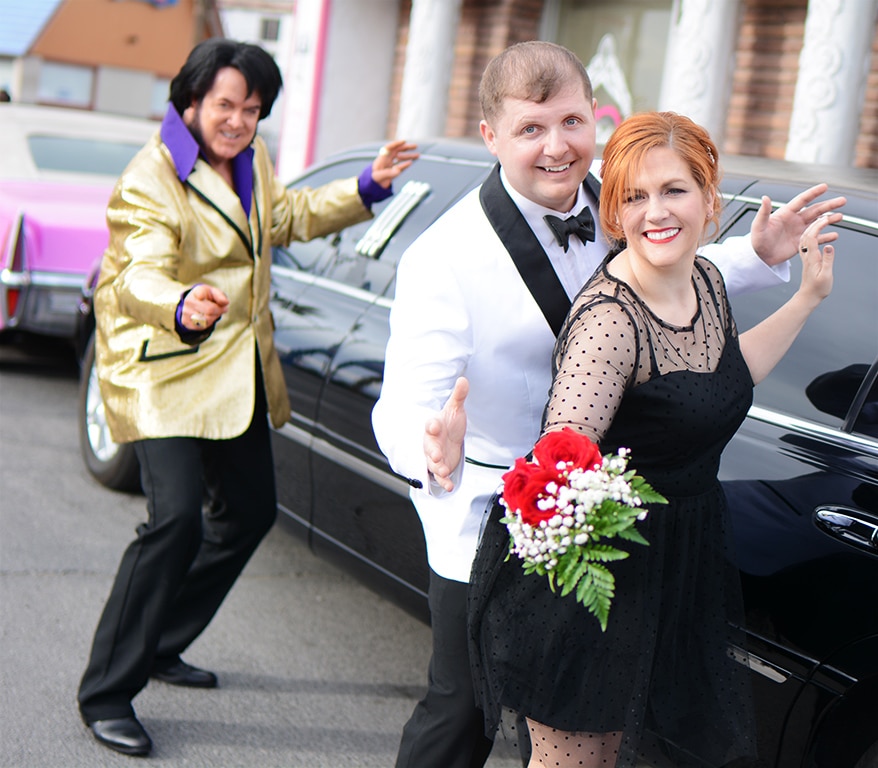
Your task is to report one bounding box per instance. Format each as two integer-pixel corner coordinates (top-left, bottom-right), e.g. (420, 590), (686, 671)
(0, 268), (30, 287)
(815, 506), (878, 552)
(275, 500), (310, 529)
(721, 193), (878, 230)
(27, 272), (84, 289)
(272, 265), (381, 303)
(275, 421), (411, 497)
(275, 420), (425, 596)
(307, 522), (428, 599)
(727, 645), (789, 683)
(275, 419), (315, 448)
(0, 212), (25, 324)
(420, 153), (492, 169)
(356, 180), (431, 258)
(276, 406), (878, 515)
(746, 405), (878, 454)
(1, 211), (24, 271)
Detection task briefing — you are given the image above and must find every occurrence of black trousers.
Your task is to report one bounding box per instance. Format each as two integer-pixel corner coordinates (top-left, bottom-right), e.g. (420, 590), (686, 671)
(395, 570), (495, 768)
(78, 385), (276, 723)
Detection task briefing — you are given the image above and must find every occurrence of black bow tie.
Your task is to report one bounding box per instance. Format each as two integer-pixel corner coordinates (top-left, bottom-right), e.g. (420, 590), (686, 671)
(544, 207), (596, 252)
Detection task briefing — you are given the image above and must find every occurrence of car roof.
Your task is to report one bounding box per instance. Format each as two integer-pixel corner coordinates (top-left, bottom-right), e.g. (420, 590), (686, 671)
(718, 155), (878, 224)
(319, 136), (877, 198)
(315, 137), (495, 171)
(720, 153), (878, 196)
(0, 103), (158, 181)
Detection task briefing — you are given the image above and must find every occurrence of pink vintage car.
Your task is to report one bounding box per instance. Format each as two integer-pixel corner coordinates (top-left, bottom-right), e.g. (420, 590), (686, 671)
(0, 104), (156, 341)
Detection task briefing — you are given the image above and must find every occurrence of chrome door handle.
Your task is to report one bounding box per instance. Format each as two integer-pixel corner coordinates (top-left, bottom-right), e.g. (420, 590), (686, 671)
(814, 506), (878, 553)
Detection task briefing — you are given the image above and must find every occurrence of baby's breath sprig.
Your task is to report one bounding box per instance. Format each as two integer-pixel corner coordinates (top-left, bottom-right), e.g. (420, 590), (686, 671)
(499, 429), (667, 631)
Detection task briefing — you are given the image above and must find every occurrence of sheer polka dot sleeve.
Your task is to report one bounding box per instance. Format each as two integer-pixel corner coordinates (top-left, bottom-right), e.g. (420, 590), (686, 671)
(542, 298), (638, 444)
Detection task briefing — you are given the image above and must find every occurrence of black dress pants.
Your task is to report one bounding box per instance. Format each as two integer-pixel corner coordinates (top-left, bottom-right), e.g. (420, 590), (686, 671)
(394, 570), (495, 768)
(78, 386), (276, 723)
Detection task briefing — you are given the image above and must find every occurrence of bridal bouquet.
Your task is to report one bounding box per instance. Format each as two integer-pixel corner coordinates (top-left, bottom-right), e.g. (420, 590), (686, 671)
(499, 427), (667, 631)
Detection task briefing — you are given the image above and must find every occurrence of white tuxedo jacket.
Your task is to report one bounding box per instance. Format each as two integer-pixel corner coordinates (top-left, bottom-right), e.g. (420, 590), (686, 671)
(372, 170), (786, 582)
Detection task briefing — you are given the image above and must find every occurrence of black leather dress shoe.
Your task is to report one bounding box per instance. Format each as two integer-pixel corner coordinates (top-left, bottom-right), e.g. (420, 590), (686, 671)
(88, 716), (152, 756)
(151, 657), (218, 688)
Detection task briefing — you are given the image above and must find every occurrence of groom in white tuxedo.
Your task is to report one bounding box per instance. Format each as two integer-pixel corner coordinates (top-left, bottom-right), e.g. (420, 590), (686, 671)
(372, 41), (845, 768)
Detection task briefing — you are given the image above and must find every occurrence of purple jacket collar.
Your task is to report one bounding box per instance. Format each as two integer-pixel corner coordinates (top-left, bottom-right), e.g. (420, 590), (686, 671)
(160, 104), (255, 217)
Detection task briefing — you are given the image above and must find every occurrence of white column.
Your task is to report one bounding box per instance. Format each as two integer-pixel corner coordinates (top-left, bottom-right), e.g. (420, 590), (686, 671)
(12, 56), (42, 104)
(658, 0), (741, 143)
(786, 0), (878, 165)
(396, 0), (463, 140)
(315, 0), (398, 159)
(276, 0), (330, 181)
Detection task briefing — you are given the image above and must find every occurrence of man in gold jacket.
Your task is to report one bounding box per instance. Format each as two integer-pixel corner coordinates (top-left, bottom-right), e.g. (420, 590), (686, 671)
(78, 39), (417, 757)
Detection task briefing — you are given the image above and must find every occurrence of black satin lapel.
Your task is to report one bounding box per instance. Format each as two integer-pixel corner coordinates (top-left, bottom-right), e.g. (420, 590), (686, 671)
(478, 164), (570, 337)
(185, 159), (261, 259)
(584, 172), (602, 208)
(251, 174), (263, 258)
(187, 180), (255, 259)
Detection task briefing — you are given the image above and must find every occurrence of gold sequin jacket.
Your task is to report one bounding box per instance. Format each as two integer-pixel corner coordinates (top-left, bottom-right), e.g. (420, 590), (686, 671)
(94, 133), (371, 442)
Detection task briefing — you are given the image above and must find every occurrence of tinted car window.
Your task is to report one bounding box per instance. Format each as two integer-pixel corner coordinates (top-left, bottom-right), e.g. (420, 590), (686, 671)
(273, 154), (490, 297)
(852, 369), (878, 438)
(312, 177), (431, 296)
(27, 135), (143, 176)
(724, 208), (878, 429)
(272, 159), (369, 274)
(370, 156), (490, 266)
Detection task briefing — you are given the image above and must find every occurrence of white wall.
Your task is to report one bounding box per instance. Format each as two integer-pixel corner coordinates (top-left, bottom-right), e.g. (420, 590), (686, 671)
(94, 66), (155, 117)
(0, 58), (12, 96)
(315, 0), (398, 160)
(277, 0), (399, 180)
(220, 5), (295, 161)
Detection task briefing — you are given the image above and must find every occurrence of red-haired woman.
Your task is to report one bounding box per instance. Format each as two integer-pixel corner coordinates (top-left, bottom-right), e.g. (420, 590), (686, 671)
(468, 111), (836, 768)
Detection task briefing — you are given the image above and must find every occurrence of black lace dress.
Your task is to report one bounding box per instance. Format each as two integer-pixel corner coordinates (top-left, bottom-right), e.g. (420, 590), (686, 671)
(468, 255), (758, 767)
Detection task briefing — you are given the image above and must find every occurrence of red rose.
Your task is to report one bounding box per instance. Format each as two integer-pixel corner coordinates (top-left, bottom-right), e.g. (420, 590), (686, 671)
(501, 457), (540, 516)
(533, 427), (602, 473)
(501, 457), (562, 526)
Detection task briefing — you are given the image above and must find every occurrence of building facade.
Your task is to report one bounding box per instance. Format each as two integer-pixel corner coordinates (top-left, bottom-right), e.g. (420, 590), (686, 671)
(216, 0), (295, 159)
(0, 0), (222, 118)
(382, 0), (878, 169)
(2, 0), (875, 172)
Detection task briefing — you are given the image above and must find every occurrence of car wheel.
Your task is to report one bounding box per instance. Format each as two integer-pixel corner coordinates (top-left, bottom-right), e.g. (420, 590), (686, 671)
(78, 334), (141, 492)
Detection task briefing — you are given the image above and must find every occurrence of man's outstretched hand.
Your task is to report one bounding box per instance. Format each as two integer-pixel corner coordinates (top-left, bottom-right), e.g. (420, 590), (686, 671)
(424, 377), (469, 492)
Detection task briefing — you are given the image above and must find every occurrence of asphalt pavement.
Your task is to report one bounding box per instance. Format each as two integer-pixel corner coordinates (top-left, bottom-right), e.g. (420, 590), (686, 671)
(0, 337), (521, 767)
